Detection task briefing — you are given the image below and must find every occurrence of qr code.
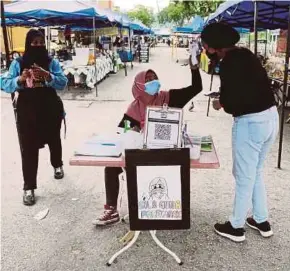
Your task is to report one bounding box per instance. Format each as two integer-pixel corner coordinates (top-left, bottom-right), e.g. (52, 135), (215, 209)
(154, 124), (171, 140)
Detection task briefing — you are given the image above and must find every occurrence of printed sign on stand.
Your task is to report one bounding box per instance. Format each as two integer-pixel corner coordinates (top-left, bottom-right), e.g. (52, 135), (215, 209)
(139, 43), (149, 63)
(137, 165), (182, 220)
(125, 148), (190, 231)
(143, 105), (183, 149)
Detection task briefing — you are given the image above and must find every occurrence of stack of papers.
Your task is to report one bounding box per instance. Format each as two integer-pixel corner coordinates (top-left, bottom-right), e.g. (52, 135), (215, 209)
(74, 135), (122, 157)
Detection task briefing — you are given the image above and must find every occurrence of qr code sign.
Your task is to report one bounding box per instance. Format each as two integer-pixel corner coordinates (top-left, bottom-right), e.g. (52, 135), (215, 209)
(154, 123), (171, 140)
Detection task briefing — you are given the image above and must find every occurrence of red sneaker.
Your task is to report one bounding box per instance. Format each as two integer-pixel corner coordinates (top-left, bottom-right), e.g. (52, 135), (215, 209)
(92, 205), (120, 226)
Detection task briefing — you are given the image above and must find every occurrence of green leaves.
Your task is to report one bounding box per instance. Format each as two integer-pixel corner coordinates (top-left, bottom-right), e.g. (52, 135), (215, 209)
(126, 5), (155, 27)
(158, 0), (224, 26)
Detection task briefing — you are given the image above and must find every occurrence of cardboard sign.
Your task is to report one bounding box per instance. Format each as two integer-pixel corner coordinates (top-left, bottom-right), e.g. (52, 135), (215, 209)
(125, 148), (190, 231)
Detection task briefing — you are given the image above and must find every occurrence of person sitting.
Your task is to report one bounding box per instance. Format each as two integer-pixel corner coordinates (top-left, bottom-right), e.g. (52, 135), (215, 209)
(92, 58), (202, 226)
(1, 29), (68, 206)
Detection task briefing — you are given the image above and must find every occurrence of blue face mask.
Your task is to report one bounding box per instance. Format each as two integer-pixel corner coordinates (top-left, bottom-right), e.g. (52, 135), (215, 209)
(145, 80), (161, 95)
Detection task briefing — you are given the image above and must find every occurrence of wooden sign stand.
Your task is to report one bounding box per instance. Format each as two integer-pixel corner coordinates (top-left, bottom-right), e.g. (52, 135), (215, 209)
(107, 105), (188, 266)
(107, 146), (189, 267)
(106, 164), (184, 267)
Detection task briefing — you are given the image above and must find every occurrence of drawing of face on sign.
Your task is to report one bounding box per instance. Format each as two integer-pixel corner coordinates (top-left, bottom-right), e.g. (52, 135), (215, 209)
(148, 177), (169, 201)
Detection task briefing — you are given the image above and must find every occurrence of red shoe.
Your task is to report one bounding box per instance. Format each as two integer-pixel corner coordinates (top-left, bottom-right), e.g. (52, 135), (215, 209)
(92, 205), (120, 226)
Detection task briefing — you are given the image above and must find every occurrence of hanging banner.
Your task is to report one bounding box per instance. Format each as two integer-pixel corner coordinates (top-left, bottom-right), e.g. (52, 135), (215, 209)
(277, 30), (287, 53)
(95, 27), (118, 36)
(122, 28), (129, 36)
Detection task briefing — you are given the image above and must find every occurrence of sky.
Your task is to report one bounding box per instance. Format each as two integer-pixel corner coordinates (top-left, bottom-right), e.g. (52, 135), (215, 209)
(114, 0), (171, 12)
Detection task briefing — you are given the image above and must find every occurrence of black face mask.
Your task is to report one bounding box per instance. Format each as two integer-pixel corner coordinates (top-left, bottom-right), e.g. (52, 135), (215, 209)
(27, 46), (48, 63)
(205, 51), (219, 62)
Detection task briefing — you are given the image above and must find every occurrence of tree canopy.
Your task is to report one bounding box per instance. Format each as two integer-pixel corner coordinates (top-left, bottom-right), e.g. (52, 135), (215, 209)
(158, 0), (224, 26)
(126, 5), (155, 27)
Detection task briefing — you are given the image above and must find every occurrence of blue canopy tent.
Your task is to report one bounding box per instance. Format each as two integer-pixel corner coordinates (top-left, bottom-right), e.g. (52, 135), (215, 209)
(207, 0), (290, 29)
(206, 0), (290, 168)
(173, 16), (205, 34)
(173, 26), (193, 34)
(191, 15), (204, 33)
(3, 0), (109, 24)
(3, 17), (37, 27)
(235, 27), (250, 33)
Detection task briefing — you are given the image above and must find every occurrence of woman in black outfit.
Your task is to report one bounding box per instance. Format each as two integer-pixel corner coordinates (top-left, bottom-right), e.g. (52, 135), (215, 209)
(201, 23), (278, 242)
(93, 58), (202, 226)
(2, 30), (68, 206)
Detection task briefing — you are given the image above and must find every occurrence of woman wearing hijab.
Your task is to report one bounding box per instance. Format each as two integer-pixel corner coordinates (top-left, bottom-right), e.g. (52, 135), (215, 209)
(201, 23), (278, 242)
(92, 57), (202, 226)
(1, 29), (68, 206)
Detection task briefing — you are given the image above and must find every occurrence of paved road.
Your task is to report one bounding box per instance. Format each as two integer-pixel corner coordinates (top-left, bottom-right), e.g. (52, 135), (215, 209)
(1, 45), (290, 271)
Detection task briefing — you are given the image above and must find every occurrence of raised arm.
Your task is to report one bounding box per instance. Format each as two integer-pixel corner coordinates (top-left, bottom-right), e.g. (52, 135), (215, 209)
(168, 66), (202, 108)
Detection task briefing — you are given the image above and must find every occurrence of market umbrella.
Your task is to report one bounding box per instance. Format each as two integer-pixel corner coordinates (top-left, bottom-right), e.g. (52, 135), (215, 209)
(206, 0), (290, 169)
(4, 0), (108, 23)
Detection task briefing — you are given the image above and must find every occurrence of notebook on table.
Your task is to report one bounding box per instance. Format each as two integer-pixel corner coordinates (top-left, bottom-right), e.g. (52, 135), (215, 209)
(74, 135), (123, 158)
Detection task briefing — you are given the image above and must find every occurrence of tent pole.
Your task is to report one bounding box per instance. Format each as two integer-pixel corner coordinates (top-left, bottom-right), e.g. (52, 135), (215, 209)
(8, 27), (13, 51)
(206, 70), (214, 117)
(93, 16), (98, 97)
(254, 0), (258, 55)
(277, 5), (290, 169)
(120, 26), (127, 76)
(129, 28), (133, 69)
(1, 2), (11, 69)
(265, 30), (268, 57)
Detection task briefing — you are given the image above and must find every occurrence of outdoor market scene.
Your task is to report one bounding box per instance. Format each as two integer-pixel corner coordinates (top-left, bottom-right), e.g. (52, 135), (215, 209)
(1, 0), (290, 270)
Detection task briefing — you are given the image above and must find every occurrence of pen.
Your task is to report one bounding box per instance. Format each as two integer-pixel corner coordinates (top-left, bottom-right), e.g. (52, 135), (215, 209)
(101, 143), (116, 146)
(185, 133), (193, 147)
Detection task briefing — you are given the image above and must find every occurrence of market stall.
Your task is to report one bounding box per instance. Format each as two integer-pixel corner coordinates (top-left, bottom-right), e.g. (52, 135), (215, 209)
(2, 1), (152, 92)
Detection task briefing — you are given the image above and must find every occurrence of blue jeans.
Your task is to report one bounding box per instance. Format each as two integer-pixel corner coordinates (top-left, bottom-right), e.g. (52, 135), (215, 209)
(230, 106), (279, 228)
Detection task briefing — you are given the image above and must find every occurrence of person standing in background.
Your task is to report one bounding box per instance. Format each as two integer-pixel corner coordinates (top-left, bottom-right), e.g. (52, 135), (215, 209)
(188, 38), (199, 112)
(1, 29), (68, 206)
(201, 23), (278, 242)
(64, 26), (72, 47)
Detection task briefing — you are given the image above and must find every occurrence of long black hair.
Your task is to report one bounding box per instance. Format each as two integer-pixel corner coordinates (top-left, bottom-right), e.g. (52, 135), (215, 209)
(22, 29), (50, 70)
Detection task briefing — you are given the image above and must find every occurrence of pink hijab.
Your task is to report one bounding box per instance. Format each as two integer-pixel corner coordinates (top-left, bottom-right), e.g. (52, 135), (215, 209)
(126, 70), (170, 128)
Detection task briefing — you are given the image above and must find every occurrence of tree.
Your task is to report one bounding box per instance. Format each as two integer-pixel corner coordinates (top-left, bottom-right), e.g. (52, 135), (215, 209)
(178, 0), (224, 18)
(126, 5), (155, 27)
(158, 0), (224, 26)
(158, 2), (186, 26)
